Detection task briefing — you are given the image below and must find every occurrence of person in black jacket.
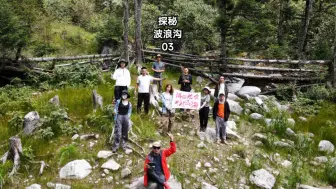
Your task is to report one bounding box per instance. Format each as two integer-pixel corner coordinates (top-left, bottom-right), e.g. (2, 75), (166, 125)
(178, 67), (192, 92)
(214, 75), (228, 100)
(213, 93), (231, 144)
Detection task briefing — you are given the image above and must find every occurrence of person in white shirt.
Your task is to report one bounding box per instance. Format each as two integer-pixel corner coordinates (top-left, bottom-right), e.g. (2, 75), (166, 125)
(214, 75), (228, 100)
(161, 84), (175, 133)
(111, 59), (131, 102)
(135, 67), (165, 114)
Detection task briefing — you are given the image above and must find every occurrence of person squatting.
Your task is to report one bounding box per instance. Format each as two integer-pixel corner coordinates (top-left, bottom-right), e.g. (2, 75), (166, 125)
(110, 57), (231, 188)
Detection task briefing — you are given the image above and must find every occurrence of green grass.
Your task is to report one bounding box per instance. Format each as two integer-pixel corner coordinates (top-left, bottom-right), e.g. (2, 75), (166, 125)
(295, 102), (336, 145)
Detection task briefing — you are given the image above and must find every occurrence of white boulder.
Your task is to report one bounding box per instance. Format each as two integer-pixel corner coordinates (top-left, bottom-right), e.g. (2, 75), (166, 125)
(97, 151), (113, 159)
(318, 140), (335, 154)
(129, 176), (182, 189)
(202, 182), (218, 189)
(121, 167), (132, 178)
(227, 99), (243, 115)
(286, 128), (296, 136)
(101, 159), (120, 171)
(249, 169), (275, 189)
(237, 86), (261, 97)
(227, 93), (240, 101)
(59, 160), (92, 179)
(227, 77), (245, 93)
(26, 184), (41, 189)
(250, 113), (264, 120)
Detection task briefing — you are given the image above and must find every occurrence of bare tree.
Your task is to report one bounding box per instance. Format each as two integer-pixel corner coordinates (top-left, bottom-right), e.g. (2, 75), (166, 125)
(134, 0), (143, 68)
(277, 0), (290, 46)
(123, 0), (129, 64)
(297, 0), (314, 59)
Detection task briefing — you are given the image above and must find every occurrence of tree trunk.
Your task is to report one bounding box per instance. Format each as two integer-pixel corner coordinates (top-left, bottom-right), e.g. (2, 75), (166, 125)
(1, 137), (23, 177)
(134, 0), (143, 68)
(277, 0), (289, 45)
(123, 0), (129, 64)
(331, 19), (336, 87)
(219, 0), (228, 72)
(297, 0), (314, 59)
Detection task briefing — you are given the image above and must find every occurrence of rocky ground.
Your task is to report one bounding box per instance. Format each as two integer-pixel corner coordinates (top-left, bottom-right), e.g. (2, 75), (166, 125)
(2, 76), (335, 189)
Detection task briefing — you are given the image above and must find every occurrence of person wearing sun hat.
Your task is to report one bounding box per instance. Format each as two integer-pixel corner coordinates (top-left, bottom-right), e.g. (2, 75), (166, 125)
(111, 58), (131, 102)
(213, 92), (231, 144)
(199, 86), (211, 132)
(111, 90), (132, 153)
(144, 133), (176, 189)
(152, 54), (165, 93)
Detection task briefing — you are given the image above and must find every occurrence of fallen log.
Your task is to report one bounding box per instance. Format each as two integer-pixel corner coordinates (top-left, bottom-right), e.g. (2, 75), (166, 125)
(26, 54), (118, 62)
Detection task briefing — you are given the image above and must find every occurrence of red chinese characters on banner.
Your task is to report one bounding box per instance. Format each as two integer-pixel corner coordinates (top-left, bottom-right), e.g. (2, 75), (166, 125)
(172, 91), (201, 110)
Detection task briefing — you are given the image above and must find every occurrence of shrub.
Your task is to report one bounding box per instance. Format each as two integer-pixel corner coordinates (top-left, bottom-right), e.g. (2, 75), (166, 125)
(85, 112), (112, 133)
(286, 157), (309, 188)
(266, 112), (290, 137)
(7, 111), (24, 134)
(250, 154), (263, 171)
(325, 162), (336, 186)
(0, 161), (13, 188)
(22, 145), (35, 160)
(232, 145), (247, 159)
(294, 134), (314, 157)
(58, 144), (78, 166)
(35, 127), (54, 140)
(304, 85), (330, 100)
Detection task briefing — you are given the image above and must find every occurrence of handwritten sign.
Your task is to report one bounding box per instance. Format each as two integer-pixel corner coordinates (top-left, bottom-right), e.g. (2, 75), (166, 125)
(172, 90), (201, 110)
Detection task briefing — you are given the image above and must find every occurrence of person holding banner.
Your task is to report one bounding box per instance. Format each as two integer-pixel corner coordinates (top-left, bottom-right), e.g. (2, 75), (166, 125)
(178, 67), (192, 113)
(135, 67), (165, 114)
(199, 87), (211, 132)
(213, 92), (231, 144)
(161, 84), (175, 133)
(178, 67), (192, 92)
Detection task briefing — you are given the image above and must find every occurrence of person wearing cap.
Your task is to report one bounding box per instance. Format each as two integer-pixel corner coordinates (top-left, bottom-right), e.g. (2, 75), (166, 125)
(214, 75), (228, 100)
(213, 92), (231, 144)
(199, 86), (211, 132)
(152, 54), (165, 93)
(135, 67), (165, 114)
(111, 90), (132, 153)
(111, 59), (131, 102)
(144, 133), (176, 189)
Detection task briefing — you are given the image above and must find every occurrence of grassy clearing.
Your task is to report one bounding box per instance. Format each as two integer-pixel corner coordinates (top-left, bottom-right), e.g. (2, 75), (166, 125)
(1, 65), (336, 188)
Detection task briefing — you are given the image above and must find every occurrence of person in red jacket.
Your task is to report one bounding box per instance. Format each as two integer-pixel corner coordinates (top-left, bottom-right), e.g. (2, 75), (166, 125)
(144, 133), (176, 189)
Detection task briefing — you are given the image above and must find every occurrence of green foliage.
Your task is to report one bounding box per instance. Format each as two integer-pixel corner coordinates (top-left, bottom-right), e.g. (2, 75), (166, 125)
(294, 133), (314, 157)
(95, 15), (123, 52)
(303, 85), (330, 101)
(58, 144), (78, 166)
(35, 127), (55, 140)
(85, 112), (112, 133)
(250, 154), (263, 171)
(0, 86), (34, 116)
(22, 145), (35, 160)
(7, 111), (24, 134)
(232, 145), (246, 159)
(324, 162), (336, 186)
(0, 0), (30, 56)
(0, 161), (13, 187)
(285, 156), (310, 188)
(291, 97), (321, 116)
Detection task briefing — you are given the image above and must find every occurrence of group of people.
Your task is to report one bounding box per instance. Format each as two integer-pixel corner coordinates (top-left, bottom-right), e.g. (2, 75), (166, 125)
(110, 54), (231, 188)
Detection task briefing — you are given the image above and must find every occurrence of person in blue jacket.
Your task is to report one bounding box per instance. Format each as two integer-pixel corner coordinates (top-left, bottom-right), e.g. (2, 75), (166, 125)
(112, 90), (132, 153)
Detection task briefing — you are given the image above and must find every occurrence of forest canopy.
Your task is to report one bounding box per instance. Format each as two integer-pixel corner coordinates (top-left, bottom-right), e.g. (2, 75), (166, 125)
(0, 0), (335, 59)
